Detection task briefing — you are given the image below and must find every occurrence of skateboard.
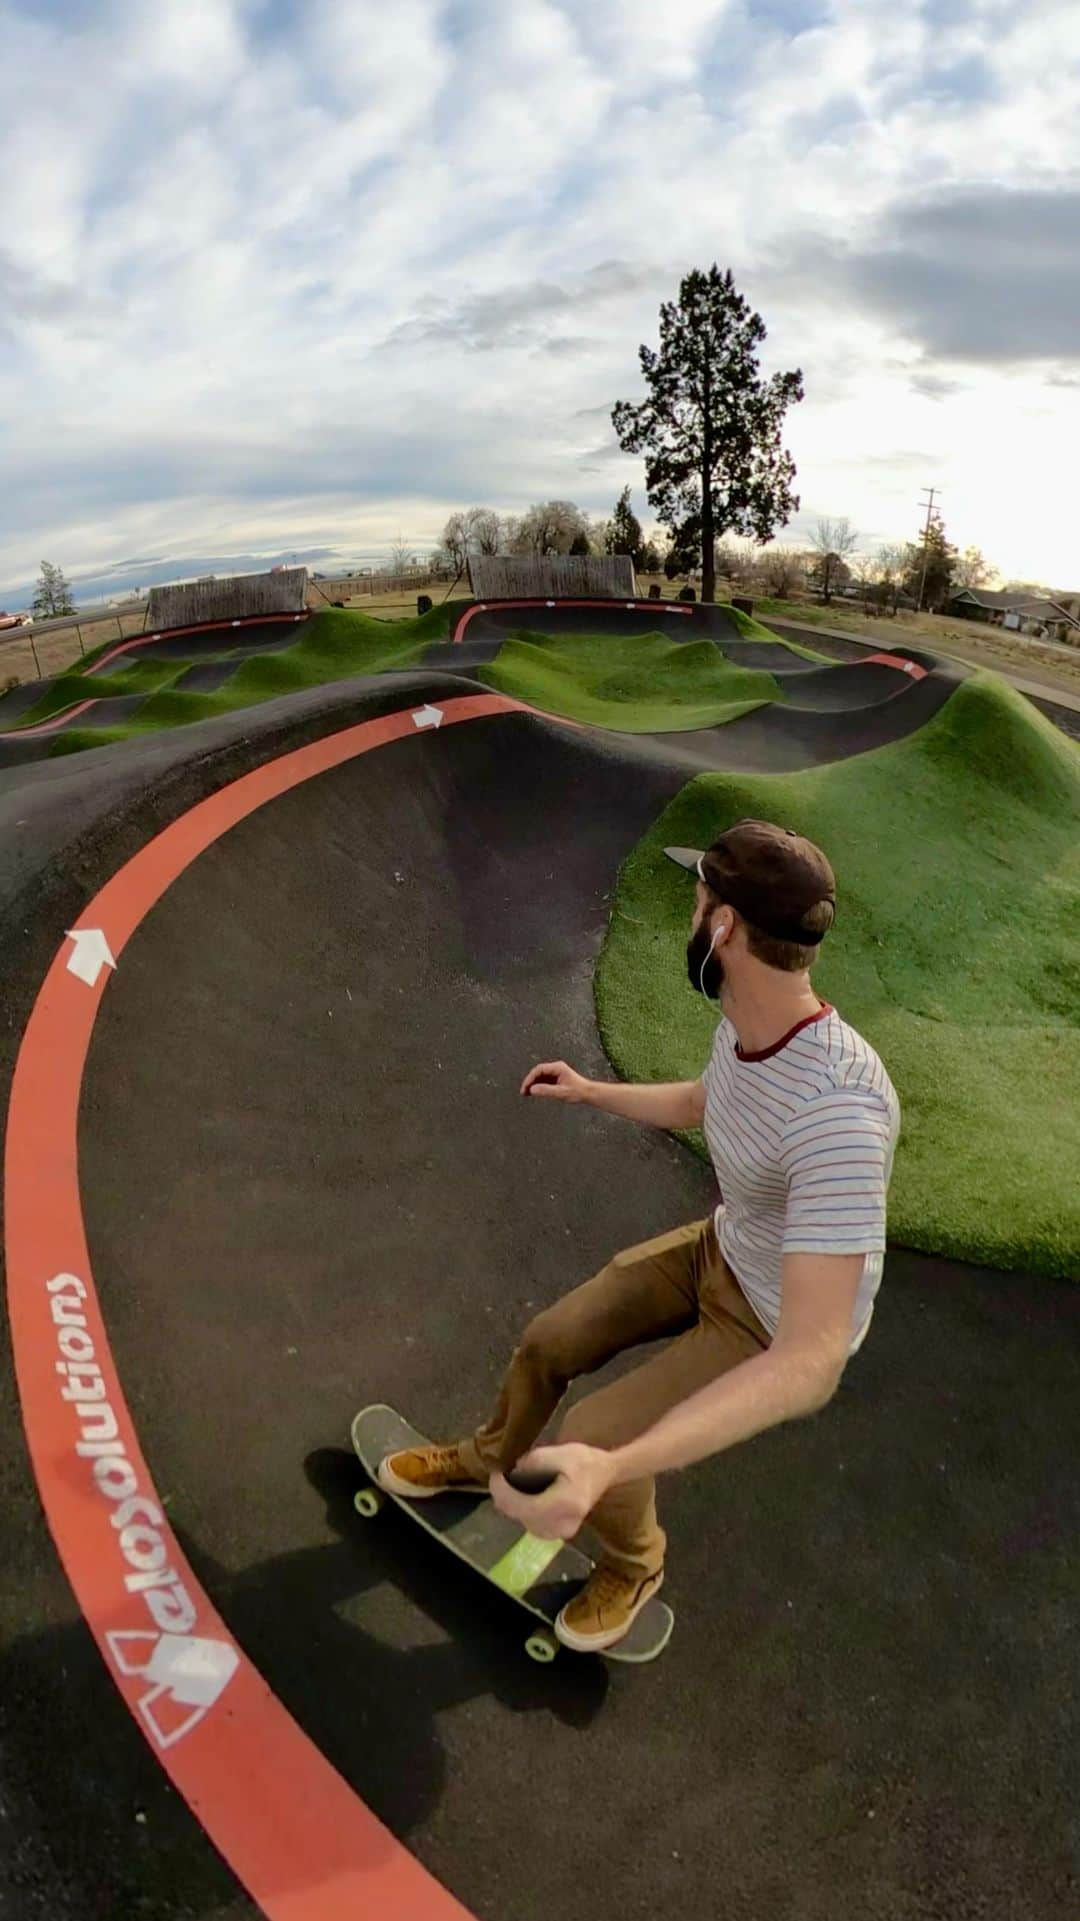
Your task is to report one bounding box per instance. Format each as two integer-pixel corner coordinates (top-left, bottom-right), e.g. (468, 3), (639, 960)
(350, 1403), (674, 1664)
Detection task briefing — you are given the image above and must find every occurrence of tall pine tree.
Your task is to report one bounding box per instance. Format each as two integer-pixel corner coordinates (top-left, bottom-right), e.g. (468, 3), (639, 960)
(904, 517), (957, 611)
(612, 266), (803, 603)
(604, 485), (644, 566)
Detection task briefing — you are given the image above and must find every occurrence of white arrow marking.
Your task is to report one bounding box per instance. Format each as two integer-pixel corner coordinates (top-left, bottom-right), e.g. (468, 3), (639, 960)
(411, 703), (444, 731)
(66, 928), (116, 987)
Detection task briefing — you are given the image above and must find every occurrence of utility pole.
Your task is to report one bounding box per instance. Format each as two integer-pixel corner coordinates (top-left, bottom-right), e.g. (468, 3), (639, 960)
(916, 486), (940, 612)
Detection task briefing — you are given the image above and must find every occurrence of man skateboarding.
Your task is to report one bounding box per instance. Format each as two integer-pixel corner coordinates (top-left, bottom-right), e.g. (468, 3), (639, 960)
(379, 819), (899, 1652)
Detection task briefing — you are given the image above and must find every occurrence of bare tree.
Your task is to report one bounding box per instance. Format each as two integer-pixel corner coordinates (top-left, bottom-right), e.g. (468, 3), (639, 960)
(388, 538), (416, 574)
(510, 500), (590, 555)
(954, 546), (998, 591)
(758, 546), (805, 597)
(469, 508), (502, 556)
(437, 513), (470, 575)
(433, 506), (505, 578)
(714, 538), (744, 582)
(873, 542), (906, 614)
(850, 551), (879, 605)
(809, 516), (858, 604)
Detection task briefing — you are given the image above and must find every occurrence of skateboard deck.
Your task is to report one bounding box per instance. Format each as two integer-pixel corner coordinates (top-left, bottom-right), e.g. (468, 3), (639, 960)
(351, 1403), (674, 1664)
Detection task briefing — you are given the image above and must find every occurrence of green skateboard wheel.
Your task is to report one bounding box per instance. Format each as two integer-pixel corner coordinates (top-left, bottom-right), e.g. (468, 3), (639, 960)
(354, 1487), (386, 1519)
(525, 1629), (559, 1663)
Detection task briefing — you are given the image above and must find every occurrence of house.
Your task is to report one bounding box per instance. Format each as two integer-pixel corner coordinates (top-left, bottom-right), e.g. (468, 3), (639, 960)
(946, 587), (1080, 642)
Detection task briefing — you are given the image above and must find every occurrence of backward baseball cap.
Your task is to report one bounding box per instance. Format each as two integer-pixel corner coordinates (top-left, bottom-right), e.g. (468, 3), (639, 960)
(665, 818), (836, 946)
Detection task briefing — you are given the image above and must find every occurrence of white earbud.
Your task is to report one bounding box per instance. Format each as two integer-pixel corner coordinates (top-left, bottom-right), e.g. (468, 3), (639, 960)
(699, 922), (723, 996)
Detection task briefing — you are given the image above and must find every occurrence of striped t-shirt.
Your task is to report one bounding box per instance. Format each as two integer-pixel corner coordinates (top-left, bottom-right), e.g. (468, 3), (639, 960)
(701, 1004), (899, 1356)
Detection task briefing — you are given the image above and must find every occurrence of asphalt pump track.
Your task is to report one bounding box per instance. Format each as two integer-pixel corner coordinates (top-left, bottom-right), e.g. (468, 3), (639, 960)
(1, 636), (1077, 1921)
(1, 597), (949, 763)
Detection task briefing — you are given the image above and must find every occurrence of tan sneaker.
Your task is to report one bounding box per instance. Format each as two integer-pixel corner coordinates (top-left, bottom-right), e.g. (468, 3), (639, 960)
(555, 1564), (664, 1652)
(377, 1442), (488, 1499)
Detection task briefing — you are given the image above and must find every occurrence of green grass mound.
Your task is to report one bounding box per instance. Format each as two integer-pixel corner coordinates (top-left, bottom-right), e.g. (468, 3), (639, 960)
(15, 600), (827, 755)
(41, 603), (464, 755)
(14, 659), (182, 726)
(724, 604), (830, 657)
(596, 674), (1080, 1279)
(477, 629), (782, 731)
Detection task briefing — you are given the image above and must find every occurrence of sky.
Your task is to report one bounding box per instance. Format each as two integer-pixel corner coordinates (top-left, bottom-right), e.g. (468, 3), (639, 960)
(2, 0), (1080, 608)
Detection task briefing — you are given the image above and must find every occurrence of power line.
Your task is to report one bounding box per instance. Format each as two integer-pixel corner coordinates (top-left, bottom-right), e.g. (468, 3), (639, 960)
(916, 486), (941, 612)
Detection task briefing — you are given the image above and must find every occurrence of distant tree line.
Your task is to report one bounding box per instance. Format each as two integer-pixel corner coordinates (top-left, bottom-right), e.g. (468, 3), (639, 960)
(427, 490), (666, 577)
(711, 515), (1005, 616)
(422, 493), (1015, 619)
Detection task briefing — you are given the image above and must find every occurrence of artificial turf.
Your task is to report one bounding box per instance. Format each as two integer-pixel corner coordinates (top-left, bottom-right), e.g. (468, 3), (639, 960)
(477, 629), (783, 731)
(37, 604), (461, 754)
(15, 604), (826, 754)
(594, 673), (1080, 1280)
(723, 607), (831, 658)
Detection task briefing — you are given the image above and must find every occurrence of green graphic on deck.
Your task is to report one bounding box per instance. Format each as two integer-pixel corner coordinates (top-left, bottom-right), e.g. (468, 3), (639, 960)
(489, 1531), (563, 1597)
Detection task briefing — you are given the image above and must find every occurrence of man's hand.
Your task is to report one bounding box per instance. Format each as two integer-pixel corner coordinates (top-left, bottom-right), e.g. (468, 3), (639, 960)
(523, 1064), (705, 1130)
(491, 1443), (616, 1539)
(520, 1060), (593, 1103)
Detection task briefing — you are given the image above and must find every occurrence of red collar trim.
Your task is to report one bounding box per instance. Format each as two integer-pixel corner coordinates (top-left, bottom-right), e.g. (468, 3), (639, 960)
(734, 1003), (832, 1064)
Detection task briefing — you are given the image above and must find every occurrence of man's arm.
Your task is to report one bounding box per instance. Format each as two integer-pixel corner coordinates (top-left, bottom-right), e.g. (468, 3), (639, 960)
(608, 1249), (862, 1480)
(492, 1252), (863, 1536)
(595, 1252), (857, 1475)
(588, 1077), (706, 1130)
(521, 1059), (705, 1131)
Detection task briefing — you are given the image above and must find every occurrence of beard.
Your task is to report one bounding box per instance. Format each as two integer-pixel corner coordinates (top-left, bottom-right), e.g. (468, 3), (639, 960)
(686, 921), (724, 1000)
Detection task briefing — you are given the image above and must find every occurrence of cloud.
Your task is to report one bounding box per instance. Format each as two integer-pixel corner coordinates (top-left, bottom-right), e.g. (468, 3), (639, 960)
(535, 334), (595, 358)
(378, 262), (663, 354)
(862, 450), (940, 471)
(844, 186), (1080, 363)
(0, 251), (88, 331)
(908, 372), (961, 402)
(2, 0), (1080, 600)
(578, 439), (627, 469)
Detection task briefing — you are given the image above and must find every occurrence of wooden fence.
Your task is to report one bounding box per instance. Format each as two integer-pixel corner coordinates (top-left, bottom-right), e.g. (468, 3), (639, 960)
(305, 569), (454, 604)
(146, 567), (308, 630)
(468, 554), (636, 600)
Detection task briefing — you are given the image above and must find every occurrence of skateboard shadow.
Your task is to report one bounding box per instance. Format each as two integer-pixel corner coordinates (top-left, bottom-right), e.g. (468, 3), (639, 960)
(180, 1447), (608, 1833)
(305, 1443), (609, 1727)
(174, 1446), (609, 1840)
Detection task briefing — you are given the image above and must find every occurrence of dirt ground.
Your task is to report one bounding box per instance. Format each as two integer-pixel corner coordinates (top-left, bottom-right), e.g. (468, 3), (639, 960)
(0, 612), (146, 688)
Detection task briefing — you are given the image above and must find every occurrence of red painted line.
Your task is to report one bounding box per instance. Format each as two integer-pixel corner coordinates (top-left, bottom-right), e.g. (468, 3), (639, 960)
(861, 652), (928, 680)
(4, 693), (527, 1920)
(451, 597), (692, 643)
(86, 613), (307, 677)
(7, 697), (100, 737)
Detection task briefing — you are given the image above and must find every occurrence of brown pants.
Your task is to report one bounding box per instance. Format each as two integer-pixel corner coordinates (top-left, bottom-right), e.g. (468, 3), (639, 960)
(458, 1217), (771, 1581)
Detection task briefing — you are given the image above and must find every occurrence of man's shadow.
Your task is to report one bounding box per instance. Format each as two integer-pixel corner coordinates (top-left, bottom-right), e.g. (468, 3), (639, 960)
(0, 1446), (607, 1920)
(201, 1443), (608, 1837)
